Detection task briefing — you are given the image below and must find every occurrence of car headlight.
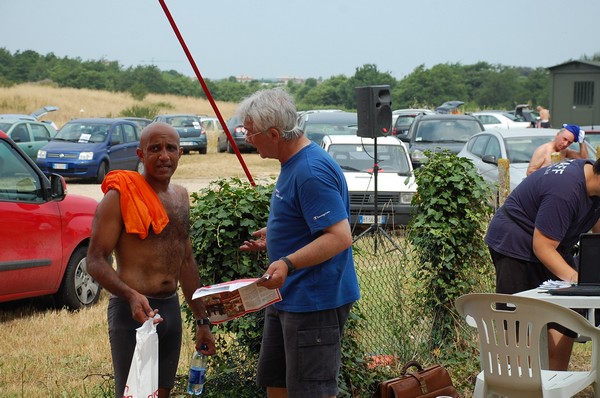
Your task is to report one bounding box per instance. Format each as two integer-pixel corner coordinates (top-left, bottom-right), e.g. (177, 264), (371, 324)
(79, 152), (94, 160)
(400, 192), (415, 204)
(37, 150), (47, 159)
(411, 150), (427, 163)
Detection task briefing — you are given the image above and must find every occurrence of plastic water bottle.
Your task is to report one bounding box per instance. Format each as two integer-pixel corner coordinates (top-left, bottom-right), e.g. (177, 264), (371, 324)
(187, 350), (207, 395)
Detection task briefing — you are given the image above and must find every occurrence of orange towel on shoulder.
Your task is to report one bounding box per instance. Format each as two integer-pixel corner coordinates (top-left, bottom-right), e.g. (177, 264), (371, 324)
(101, 170), (169, 239)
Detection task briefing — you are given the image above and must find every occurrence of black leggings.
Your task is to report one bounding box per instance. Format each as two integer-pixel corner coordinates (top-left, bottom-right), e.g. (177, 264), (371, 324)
(489, 248), (578, 338)
(108, 294), (182, 398)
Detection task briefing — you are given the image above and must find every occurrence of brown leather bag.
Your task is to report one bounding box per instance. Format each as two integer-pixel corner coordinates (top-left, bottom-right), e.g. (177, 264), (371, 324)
(372, 360), (459, 398)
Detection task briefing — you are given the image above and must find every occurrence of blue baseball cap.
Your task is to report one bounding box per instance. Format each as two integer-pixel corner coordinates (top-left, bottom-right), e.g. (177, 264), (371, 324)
(562, 124), (581, 141)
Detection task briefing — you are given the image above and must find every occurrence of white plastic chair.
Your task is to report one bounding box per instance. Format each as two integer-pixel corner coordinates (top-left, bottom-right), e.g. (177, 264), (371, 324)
(455, 293), (600, 398)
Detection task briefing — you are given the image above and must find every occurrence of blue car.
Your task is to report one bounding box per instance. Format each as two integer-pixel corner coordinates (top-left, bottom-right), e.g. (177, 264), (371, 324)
(36, 118), (142, 183)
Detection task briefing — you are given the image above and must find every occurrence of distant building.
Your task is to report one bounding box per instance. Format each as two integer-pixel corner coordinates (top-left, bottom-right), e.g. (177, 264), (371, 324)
(236, 75), (254, 83)
(549, 60), (600, 127)
(276, 76), (305, 85)
(233, 75), (306, 85)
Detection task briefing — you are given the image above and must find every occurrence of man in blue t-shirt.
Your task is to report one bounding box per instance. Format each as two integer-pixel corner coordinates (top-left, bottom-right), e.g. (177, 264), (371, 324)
(486, 158), (600, 371)
(236, 88), (359, 398)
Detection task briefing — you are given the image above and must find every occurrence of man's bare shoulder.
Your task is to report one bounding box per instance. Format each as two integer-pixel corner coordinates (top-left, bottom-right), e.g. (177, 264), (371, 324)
(531, 142), (552, 157)
(170, 183), (189, 201)
(97, 189), (120, 210)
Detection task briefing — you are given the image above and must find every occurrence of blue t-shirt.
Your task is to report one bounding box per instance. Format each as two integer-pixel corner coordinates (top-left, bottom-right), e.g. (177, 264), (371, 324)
(267, 142), (360, 312)
(485, 159), (600, 262)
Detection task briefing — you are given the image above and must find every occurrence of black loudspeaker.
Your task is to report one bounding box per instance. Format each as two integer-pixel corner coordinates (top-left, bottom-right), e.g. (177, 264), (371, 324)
(356, 85), (392, 138)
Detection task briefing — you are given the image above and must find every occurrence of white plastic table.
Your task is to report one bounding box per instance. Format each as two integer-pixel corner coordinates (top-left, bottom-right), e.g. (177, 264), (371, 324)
(514, 288), (600, 368)
(514, 288), (600, 326)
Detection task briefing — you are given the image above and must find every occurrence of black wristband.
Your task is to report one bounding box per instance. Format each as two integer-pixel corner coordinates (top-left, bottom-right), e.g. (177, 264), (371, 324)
(280, 256), (296, 275)
(196, 317), (211, 326)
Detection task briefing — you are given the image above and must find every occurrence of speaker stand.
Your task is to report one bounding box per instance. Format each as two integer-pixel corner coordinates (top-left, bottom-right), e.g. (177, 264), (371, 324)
(351, 135), (402, 255)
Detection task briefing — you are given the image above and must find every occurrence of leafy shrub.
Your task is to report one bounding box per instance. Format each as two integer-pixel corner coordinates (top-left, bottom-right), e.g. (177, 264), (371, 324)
(128, 83), (148, 101)
(408, 150), (493, 354)
(119, 104), (160, 119)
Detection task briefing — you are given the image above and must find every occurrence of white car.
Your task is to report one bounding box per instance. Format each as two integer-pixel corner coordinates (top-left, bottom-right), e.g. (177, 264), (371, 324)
(321, 135), (417, 229)
(471, 111), (531, 130)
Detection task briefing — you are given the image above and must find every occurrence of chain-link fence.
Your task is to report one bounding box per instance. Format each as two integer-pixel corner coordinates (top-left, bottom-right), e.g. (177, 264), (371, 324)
(351, 228), (435, 370)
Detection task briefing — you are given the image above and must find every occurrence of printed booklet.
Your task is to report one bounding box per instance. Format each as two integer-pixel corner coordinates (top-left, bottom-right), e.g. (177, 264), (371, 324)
(192, 277), (281, 324)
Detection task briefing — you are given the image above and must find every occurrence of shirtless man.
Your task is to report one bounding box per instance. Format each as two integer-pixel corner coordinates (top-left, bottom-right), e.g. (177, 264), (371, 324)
(537, 105), (551, 128)
(526, 124), (587, 176)
(87, 122), (216, 398)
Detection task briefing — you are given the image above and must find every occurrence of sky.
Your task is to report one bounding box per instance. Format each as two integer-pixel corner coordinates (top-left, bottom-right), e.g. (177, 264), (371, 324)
(1, 0), (599, 82)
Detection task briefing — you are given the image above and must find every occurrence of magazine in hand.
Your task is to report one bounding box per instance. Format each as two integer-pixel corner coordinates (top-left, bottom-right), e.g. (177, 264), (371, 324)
(192, 277), (281, 324)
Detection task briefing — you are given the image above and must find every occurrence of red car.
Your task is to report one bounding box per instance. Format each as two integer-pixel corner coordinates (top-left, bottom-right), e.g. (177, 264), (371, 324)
(0, 130), (101, 309)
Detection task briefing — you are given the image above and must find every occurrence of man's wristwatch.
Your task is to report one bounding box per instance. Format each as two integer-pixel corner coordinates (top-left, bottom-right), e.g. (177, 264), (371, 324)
(196, 317), (211, 326)
(280, 256), (296, 275)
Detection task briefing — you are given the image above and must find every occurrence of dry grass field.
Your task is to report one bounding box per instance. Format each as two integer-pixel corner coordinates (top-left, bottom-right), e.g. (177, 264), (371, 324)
(0, 82), (237, 128)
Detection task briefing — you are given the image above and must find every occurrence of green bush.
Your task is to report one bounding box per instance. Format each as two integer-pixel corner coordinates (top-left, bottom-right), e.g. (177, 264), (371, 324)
(119, 104), (160, 119)
(408, 150), (493, 356)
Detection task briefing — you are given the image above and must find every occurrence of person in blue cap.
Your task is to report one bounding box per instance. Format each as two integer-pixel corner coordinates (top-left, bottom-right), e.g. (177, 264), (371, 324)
(527, 124), (588, 175)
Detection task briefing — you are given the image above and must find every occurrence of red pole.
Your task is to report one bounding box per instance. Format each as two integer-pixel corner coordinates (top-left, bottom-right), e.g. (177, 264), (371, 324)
(158, 0), (256, 186)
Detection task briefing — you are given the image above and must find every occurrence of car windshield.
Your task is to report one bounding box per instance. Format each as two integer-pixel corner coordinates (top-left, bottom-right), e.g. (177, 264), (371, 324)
(415, 120), (482, 143)
(328, 143), (411, 174)
(504, 136), (553, 163)
(166, 116), (201, 127)
(55, 123), (110, 143)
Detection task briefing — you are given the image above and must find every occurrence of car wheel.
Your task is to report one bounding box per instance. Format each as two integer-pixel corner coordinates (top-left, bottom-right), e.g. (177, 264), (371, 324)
(96, 161), (108, 183)
(56, 245), (101, 310)
(136, 160), (144, 174)
(199, 147), (207, 155)
(227, 142), (234, 154)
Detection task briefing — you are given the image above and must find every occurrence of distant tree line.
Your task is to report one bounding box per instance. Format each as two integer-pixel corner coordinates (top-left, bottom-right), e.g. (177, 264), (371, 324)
(1, 48), (598, 111)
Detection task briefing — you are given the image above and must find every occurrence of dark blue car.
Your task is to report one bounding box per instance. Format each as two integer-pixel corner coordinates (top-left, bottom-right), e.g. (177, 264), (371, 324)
(36, 118), (142, 183)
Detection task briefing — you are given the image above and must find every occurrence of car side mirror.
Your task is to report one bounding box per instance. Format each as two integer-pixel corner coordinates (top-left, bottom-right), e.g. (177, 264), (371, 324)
(481, 154), (498, 165)
(49, 173), (67, 201)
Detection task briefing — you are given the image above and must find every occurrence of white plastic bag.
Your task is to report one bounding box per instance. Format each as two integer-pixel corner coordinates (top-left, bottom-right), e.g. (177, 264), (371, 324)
(123, 314), (160, 398)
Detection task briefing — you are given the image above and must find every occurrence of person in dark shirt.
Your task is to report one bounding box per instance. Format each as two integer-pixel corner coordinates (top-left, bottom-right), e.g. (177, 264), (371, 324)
(486, 158), (600, 371)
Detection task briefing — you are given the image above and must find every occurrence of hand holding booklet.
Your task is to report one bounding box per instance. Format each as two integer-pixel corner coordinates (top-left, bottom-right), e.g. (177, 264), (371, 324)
(192, 277), (281, 324)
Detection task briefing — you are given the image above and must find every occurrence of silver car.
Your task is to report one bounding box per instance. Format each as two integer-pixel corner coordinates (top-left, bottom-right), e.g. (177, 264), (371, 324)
(458, 128), (596, 192)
